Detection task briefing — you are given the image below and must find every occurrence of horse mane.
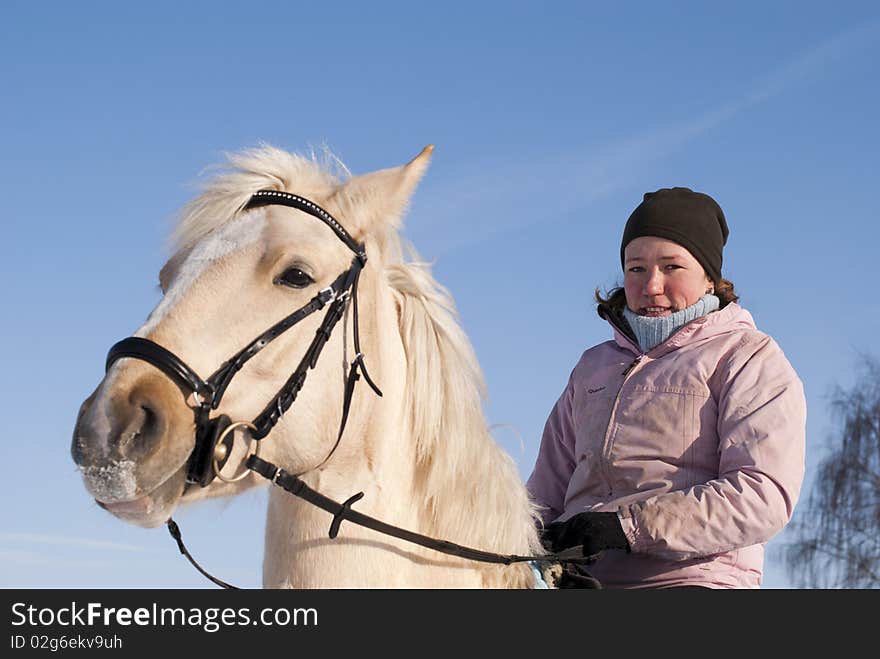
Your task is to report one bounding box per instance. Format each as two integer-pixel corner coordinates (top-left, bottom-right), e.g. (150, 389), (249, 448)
(385, 251), (543, 562)
(169, 145), (543, 577)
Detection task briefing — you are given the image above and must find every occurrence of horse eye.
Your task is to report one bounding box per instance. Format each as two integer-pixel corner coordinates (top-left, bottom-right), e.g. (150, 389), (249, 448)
(276, 267), (314, 289)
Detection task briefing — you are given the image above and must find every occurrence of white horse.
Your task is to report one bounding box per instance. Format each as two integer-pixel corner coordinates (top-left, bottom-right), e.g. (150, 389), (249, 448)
(72, 145), (546, 588)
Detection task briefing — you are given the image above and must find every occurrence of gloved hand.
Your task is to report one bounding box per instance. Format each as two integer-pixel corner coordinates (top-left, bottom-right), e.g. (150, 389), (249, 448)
(555, 563), (602, 589)
(541, 511), (631, 561)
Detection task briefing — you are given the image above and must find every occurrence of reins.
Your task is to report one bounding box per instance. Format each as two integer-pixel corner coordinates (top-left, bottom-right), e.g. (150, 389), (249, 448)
(107, 190), (582, 589)
(167, 454), (591, 589)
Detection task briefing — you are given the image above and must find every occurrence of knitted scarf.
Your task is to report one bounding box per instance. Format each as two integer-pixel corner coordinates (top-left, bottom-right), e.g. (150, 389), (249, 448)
(621, 294), (720, 353)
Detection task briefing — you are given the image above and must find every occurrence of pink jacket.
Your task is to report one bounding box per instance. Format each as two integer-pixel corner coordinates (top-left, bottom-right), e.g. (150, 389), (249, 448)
(527, 303), (806, 588)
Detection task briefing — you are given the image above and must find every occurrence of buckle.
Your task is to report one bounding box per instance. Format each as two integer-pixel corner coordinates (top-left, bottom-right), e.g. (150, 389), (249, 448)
(318, 286), (337, 305)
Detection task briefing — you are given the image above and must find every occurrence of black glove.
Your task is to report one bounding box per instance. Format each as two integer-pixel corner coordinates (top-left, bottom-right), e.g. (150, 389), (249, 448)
(555, 563), (602, 589)
(541, 511), (631, 561)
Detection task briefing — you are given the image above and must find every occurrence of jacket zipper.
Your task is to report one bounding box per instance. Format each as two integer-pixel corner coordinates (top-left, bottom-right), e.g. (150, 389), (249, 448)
(597, 304), (710, 496)
(622, 354), (643, 377)
(594, 308), (645, 497)
(599, 353), (645, 497)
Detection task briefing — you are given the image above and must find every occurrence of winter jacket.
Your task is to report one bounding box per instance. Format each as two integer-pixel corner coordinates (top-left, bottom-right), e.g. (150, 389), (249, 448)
(526, 303), (806, 589)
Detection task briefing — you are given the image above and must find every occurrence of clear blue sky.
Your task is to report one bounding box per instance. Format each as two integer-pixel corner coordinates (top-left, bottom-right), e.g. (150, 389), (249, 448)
(2, 1), (878, 588)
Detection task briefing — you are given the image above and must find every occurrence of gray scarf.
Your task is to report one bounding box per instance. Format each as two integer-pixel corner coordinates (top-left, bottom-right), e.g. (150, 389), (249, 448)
(622, 294), (720, 353)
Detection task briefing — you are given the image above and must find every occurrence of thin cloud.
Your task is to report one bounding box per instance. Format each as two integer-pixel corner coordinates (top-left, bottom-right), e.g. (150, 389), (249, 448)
(408, 20), (880, 255)
(0, 533), (156, 553)
(740, 19), (880, 109)
(0, 550), (121, 570)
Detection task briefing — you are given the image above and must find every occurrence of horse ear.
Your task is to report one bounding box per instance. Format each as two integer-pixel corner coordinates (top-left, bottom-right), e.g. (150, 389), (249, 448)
(329, 145), (433, 237)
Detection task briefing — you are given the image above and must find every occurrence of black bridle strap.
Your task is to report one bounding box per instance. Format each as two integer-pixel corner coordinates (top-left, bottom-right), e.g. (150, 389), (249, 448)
(348, 266), (381, 396)
(206, 267), (353, 407)
(244, 190), (366, 263)
(107, 337), (211, 400)
(246, 455), (592, 568)
(166, 519), (239, 590)
(163, 332), (373, 588)
(249, 284), (353, 439)
(299, 350), (365, 475)
(168, 450), (594, 590)
(104, 267), (349, 408)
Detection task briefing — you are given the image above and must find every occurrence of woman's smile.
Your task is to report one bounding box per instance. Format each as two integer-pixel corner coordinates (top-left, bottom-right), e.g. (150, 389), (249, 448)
(639, 305), (674, 316)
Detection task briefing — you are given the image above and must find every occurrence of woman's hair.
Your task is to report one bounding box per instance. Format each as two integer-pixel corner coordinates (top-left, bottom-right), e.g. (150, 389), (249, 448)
(594, 278), (739, 315)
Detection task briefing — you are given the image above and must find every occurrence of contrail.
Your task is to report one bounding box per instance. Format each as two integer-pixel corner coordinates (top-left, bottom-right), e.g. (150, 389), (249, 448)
(0, 532), (155, 553)
(408, 20), (880, 255)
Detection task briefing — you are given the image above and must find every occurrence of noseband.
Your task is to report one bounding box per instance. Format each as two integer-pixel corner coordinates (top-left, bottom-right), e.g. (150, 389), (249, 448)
(106, 190), (381, 488)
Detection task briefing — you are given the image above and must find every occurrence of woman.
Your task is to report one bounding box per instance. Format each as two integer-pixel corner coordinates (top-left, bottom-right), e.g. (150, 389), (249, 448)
(527, 187), (806, 589)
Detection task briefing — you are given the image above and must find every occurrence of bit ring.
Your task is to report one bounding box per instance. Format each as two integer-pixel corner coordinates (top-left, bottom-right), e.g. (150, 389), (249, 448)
(212, 421), (260, 483)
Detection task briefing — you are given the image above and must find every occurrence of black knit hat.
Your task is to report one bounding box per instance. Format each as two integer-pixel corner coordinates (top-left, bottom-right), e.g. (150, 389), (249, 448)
(620, 187), (729, 284)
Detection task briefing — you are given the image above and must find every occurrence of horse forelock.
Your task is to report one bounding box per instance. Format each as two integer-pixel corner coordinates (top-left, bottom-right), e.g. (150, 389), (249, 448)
(169, 144), (349, 256)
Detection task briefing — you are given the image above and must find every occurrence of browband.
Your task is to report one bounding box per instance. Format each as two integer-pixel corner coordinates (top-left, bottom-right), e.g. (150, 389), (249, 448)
(244, 190), (366, 263)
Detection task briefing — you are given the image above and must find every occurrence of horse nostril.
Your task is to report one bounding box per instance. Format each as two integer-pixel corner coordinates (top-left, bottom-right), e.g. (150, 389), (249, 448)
(116, 399), (166, 459)
(141, 404), (158, 438)
(71, 392), (99, 465)
(71, 433), (88, 465)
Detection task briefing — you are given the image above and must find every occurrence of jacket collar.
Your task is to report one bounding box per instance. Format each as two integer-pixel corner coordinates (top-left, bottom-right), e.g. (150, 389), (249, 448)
(601, 302), (756, 357)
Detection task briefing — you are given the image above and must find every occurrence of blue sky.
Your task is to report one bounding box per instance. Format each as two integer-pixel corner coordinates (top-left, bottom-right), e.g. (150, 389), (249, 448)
(2, 1), (878, 588)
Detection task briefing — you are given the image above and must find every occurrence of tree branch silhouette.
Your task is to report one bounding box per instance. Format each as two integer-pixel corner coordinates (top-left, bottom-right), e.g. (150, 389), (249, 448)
(783, 357), (880, 588)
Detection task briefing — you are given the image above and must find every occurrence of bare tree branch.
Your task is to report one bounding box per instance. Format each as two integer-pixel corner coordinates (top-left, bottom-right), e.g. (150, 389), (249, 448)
(781, 356), (880, 589)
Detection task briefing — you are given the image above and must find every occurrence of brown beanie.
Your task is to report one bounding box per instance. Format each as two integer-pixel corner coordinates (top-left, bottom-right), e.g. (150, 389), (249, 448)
(620, 187), (729, 283)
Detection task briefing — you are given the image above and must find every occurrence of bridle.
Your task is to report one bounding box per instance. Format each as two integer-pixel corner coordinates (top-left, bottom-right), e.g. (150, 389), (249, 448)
(106, 190), (378, 489)
(104, 190), (595, 589)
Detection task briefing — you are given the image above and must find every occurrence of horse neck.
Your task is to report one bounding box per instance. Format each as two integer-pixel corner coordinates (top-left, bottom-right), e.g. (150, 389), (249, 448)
(261, 261), (539, 587)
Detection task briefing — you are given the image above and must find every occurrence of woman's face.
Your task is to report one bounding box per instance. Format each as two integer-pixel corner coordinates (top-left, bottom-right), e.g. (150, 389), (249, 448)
(623, 236), (713, 316)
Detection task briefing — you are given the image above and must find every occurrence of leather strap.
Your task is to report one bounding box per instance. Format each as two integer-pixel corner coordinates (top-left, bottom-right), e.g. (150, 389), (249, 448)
(246, 455), (595, 568)
(166, 519), (239, 589)
(106, 337), (211, 399)
(249, 280), (353, 439)
(244, 190), (366, 263)
(206, 268), (350, 406)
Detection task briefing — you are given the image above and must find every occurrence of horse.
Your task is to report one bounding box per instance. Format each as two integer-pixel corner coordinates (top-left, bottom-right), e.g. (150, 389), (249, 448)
(71, 144), (547, 588)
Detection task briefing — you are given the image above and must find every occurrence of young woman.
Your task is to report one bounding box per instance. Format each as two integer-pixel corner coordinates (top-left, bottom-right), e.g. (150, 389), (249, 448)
(528, 187), (806, 589)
